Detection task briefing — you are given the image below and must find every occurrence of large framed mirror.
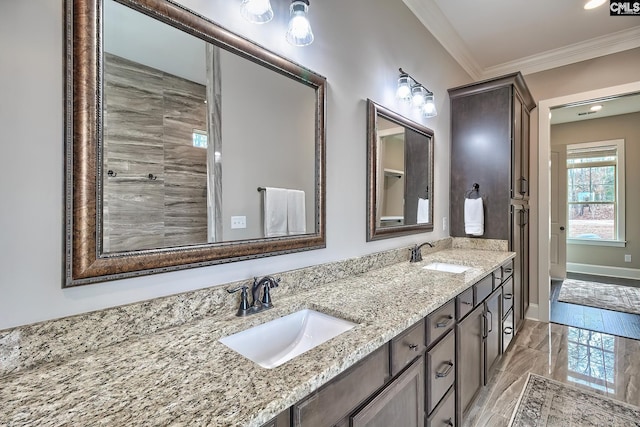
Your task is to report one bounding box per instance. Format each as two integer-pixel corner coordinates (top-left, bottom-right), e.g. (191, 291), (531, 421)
(366, 100), (434, 241)
(65, 0), (326, 286)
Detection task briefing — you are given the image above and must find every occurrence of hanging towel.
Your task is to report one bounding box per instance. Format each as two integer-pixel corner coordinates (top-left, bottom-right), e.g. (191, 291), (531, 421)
(417, 198), (429, 224)
(287, 190), (306, 235)
(263, 187), (288, 237)
(464, 197), (484, 236)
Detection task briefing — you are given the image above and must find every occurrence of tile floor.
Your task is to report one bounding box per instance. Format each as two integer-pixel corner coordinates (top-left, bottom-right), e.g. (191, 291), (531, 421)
(463, 319), (640, 426)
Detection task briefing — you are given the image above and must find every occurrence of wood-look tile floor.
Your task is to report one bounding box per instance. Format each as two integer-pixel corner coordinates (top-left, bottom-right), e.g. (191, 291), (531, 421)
(550, 273), (640, 340)
(463, 320), (640, 427)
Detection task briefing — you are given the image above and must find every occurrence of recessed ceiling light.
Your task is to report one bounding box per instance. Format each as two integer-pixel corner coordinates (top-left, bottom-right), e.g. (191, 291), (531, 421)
(584, 0), (606, 9)
(590, 105), (603, 111)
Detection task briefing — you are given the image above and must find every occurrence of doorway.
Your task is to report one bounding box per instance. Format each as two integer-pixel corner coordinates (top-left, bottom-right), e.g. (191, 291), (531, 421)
(537, 81), (640, 324)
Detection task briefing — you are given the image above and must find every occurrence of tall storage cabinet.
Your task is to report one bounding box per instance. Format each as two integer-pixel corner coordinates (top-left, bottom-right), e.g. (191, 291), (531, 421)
(448, 72), (535, 332)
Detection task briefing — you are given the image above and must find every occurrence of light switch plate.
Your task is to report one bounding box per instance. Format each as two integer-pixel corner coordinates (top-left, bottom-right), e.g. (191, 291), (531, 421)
(442, 216), (448, 232)
(625, 254), (632, 263)
(231, 216), (246, 229)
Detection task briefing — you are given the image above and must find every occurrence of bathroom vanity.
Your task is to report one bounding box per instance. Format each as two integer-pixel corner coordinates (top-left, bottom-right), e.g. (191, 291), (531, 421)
(0, 245), (515, 426)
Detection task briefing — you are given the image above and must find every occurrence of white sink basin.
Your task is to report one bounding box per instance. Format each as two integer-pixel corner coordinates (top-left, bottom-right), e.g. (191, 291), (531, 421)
(219, 309), (357, 369)
(423, 262), (471, 274)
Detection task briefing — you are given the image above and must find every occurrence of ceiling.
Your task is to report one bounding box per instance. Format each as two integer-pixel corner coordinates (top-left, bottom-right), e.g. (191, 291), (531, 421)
(403, 0), (640, 81)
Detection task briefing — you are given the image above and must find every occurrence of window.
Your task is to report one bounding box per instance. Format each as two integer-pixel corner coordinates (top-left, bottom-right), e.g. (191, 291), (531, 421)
(566, 139), (625, 246)
(192, 129), (208, 148)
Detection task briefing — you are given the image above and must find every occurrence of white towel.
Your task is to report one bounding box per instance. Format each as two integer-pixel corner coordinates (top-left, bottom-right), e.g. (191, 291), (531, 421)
(417, 198), (429, 224)
(287, 190), (306, 235)
(263, 187), (288, 237)
(464, 197), (484, 236)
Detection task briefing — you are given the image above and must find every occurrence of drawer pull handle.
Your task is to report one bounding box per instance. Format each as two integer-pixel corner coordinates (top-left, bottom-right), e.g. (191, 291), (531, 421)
(503, 293), (513, 300)
(446, 418), (454, 426)
(461, 300), (472, 306)
(504, 268), (513, 274)
(408, 343), (419, 351)
(436, 361), (454, 378)
(436, 315), (454, 328)
(504, 326), (513, 335)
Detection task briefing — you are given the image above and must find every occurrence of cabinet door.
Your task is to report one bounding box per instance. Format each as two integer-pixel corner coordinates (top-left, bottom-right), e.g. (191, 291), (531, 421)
(350, 356), (425, 427)
(521, 107), (530, 198)
(522, 208), (530, 317)
(484, 288), (501, 385)
(512, 92), (523, 199)
(510, 205), (523, 332)
(455, 304), (484, 421)
(260, 409), (290, 427)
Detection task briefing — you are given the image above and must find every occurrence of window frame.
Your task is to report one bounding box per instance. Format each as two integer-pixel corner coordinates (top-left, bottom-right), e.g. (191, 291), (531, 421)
(566, 139), (626, 247)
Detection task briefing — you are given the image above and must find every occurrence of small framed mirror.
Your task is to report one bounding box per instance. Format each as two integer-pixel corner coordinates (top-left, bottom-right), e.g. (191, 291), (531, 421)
(366, 99), (434, 241)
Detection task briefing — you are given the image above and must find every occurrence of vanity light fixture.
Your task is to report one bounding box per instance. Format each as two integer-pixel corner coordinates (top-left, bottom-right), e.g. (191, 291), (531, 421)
(240, 0), (274, 23)
(241, 0), (314, 47)
(584, 0), (606, 9)
(286, 0), (314, 46)
(397, 68), (437, 118)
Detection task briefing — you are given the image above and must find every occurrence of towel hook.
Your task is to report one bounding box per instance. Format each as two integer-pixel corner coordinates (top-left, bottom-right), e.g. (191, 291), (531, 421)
(107, 170), (117, 177)
(465, 183), (481, 199)
(148, 173), (157, 181)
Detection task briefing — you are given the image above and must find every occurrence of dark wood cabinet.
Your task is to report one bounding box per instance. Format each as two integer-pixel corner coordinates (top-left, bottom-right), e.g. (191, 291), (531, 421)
(350, 356), (425, 427)
(448, 74), (534, 235)
(448, 73), (534, 338)
(456, 303), (484, 420)
(260, 409), (291, 427)
(483, 288), (502, 384)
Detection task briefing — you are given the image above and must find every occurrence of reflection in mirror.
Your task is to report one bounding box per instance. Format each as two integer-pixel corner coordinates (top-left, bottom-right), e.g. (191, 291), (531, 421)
(65, 0), (326, 286)
(367, 99), (434, 241)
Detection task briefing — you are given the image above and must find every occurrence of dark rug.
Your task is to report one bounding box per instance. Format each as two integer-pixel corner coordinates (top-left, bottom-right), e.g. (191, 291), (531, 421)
(509, 373), (640, 426)
(558, 278), (640, 315)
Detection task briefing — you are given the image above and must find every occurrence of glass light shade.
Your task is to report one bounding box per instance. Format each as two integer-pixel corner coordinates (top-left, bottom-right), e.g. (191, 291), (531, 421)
(411, 85), (426, 108)
(396, 75), (412, 101)
(584, 0), (606, 9)
(286, 1), (314, 46)
(240, 0), (274, 24)
(422, 93), (437, 118)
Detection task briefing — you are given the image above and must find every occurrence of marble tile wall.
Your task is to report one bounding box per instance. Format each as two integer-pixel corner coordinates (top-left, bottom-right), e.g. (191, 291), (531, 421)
(103, 53), (208, 252)
(0, 238), (452, 377)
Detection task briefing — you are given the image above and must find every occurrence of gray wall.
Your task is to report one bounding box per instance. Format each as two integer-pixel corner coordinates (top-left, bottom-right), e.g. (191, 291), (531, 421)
(551, 112), (640, 270)
(0, 0), (469, 329)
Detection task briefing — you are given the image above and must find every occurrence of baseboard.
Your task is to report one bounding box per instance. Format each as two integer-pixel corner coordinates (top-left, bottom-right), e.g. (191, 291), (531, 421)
(524, 303), (539, 322)
(566, 262), (640, 280)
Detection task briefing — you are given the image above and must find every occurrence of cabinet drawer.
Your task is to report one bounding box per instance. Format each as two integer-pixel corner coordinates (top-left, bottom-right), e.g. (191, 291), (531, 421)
(456, 287), (474, 320)
(292, 345), (390, 427)
(260, 409), (290, 427)
(474, 274), (493, 305)
(426, 329), (455, 414)
(502, 260), (514, 280)
(502, 276), (514, 316)
(503, 308), (515, 353)
(426, 299), (455, 347)
(427, 387), (455, 427)
(391, 320), (425, 376)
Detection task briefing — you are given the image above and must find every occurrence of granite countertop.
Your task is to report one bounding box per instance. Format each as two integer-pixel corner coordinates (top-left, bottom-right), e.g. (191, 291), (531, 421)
(0, 248), (514, 427)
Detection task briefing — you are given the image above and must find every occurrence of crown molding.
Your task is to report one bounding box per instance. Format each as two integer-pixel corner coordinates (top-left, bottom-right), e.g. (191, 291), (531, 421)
(404, 0), (640, 81)
(482, 26), (640, 79)
(402, 0), (483, 80)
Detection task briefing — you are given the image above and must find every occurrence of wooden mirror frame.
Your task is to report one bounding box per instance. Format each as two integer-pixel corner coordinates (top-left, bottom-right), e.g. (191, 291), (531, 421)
(64, 0), (326, 287)
(366, 99), (434, 241)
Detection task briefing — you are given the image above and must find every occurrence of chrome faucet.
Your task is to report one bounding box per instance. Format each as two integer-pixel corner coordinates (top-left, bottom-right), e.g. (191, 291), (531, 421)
(409, 241), (434, 263)
(251, 275), (280, 309)
(228, 276), (280, 317)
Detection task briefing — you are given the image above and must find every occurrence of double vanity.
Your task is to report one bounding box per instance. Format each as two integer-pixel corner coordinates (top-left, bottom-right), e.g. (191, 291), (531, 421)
(0, 243), (517, 426)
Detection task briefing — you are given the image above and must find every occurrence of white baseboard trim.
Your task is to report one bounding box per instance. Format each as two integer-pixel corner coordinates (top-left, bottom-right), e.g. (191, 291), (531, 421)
(566, 262), (640, 280)
(524, 303), (539, 322)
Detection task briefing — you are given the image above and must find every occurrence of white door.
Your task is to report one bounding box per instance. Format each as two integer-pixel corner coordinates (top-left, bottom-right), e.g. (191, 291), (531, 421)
(550, 148), (567, 279)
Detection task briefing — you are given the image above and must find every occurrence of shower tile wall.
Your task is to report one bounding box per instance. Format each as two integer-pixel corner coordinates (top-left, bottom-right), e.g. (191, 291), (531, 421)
(103, 53), (208, 252)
